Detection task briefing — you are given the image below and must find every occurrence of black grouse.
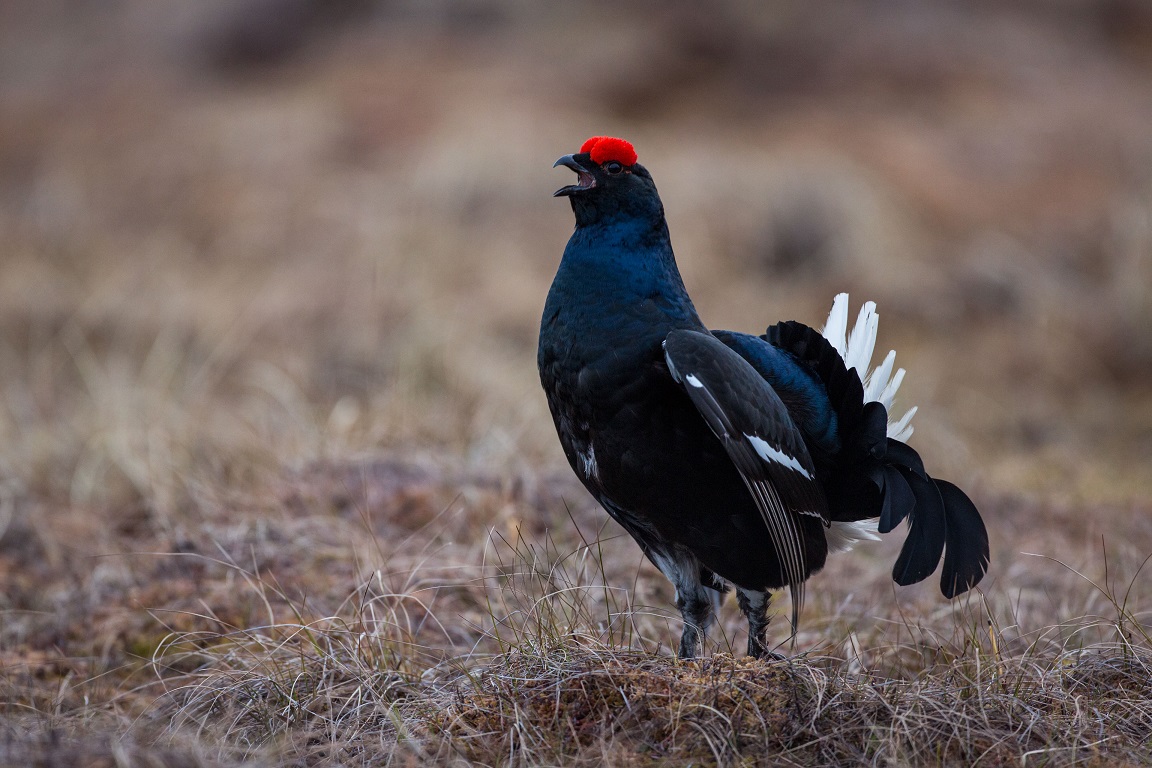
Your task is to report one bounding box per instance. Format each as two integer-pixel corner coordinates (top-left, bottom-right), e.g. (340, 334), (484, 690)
(538, 136), (990, 659)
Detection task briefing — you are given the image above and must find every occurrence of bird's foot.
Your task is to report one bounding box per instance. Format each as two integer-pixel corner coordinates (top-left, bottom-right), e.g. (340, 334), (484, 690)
(678, 624), (705, 660)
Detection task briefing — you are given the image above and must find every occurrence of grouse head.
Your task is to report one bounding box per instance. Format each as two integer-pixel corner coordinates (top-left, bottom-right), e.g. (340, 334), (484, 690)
(554, 136), (662, 227)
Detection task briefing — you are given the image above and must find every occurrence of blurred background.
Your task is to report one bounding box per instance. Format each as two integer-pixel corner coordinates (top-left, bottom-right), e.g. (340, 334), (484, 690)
(2, 0), (1152, 731)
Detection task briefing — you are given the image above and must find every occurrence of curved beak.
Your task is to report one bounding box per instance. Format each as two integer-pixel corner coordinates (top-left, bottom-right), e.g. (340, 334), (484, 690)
(553, 155), (596, 197)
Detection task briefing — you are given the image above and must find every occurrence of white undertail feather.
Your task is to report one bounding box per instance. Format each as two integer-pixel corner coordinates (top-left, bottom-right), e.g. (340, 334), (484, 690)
(843, 300), (878, 376)
(821, 293), (916, 441)
(825, 519), (882, 553)
(823, 295), (849, 358)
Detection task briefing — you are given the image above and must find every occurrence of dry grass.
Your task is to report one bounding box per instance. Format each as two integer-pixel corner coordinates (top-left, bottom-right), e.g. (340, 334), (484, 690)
(97, 518), (1152, 766)
(3, 1), (1152, 765)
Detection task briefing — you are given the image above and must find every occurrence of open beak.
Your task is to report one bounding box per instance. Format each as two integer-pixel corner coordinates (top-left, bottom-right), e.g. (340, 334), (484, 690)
(553, 155), (596, 196)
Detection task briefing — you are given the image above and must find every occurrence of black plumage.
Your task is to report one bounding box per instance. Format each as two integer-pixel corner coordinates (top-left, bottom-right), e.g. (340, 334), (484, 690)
(538, 137), (990, 658)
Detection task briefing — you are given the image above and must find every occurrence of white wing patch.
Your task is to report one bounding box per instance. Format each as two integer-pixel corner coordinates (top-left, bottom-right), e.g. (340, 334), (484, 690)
(822, 293), (917, 441)
(745, 434), (813, 480)
(685, 374), (704, 389)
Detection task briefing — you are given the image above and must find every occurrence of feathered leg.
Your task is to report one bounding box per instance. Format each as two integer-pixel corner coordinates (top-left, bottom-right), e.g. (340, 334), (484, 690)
(649, 547), (721, 659)
(676, 581), (719, 659)
(736, 587), (776, 659)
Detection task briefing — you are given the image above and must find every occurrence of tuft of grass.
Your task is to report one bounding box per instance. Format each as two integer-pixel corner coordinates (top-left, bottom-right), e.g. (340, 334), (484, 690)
(146, 564), (436, 765)
(128, 523), (1152, 767)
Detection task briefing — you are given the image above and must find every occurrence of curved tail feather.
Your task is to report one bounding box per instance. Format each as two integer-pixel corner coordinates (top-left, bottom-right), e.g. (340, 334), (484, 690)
(885, 438), (989, 594)
(936, 479), (991, 597)
(766, 295), (990, 598)
(891, 469), (947, 586)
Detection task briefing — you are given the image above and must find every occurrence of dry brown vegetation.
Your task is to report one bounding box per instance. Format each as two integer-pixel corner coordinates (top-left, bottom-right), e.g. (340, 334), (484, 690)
(2, 1), (1152, 765)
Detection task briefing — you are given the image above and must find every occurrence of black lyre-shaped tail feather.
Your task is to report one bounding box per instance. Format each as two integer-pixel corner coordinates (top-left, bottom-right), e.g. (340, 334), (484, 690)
(935, 479), (991, 598)
(891, 466), (947, 586)
(764, 319), (990, 598)
(882, 439), (989, 596)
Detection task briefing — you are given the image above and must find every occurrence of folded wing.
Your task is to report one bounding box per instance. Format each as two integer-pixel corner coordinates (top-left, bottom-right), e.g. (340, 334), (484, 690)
(663, 329), (827, 634)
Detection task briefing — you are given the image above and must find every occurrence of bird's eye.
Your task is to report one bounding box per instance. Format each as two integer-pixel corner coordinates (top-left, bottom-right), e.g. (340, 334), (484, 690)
(604, 161), (623, 175)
